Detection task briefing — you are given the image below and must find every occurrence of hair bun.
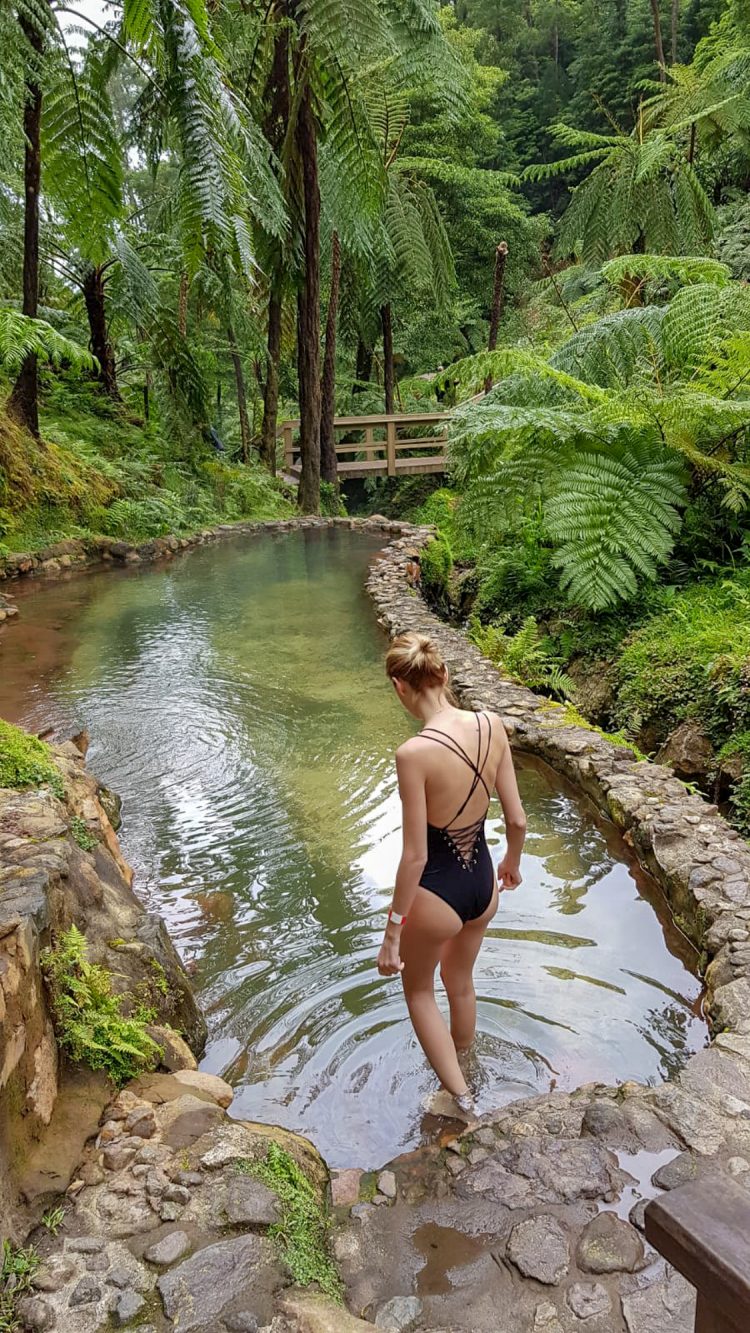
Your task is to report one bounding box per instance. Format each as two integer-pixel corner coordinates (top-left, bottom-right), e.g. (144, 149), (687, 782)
(385, 631), (449, 693)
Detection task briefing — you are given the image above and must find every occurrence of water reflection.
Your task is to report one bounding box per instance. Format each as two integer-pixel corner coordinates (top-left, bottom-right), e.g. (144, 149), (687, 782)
(0, 529), (706, 1167)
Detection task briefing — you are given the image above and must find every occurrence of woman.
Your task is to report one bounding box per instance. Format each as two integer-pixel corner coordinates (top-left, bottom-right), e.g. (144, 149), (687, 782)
(377, 632), (527, 1114)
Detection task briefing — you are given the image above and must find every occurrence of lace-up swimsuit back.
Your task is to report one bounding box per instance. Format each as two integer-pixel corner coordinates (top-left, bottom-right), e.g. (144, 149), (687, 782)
(419, 710), (495, 924)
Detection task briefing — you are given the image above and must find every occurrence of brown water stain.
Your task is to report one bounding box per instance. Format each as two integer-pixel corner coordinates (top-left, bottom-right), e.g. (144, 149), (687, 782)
(414, 1221), (492, 1295)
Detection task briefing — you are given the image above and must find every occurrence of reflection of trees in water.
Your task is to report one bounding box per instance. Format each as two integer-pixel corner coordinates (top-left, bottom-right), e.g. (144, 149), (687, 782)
(518, 771), (616, 916)
(634, 1001), (698, 1083)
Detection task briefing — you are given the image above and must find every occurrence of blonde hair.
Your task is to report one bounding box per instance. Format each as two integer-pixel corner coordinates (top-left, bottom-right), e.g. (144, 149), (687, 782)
(385, 632), (453, 696)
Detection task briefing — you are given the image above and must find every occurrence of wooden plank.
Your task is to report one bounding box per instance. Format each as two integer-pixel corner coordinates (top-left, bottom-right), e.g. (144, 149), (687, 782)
(394, 437), (448, 450)
(645, 1177), (750, 1333)
(394, 455), (446, 475)
(386, 420), (396, 477)
(280, 412), (451, 430)
(364, 425), (376, 462)
(282, 424), (294, 471)
(333, 442), (386, 456)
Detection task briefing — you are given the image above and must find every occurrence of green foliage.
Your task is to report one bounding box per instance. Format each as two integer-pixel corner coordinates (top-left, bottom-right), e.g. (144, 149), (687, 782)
(237, 1144), (341, 1300)
(69, 816), (98, 853)
(469, 615), (573, 699)
(41, 925), (161, 1087)
(40, 1205), (66, 1237)
(0, 311), (95, 376)
(419, 532), (453, 604)
(0, 720), (64, 798)
(718, 733), (750, 833)
(319, 481), (347, 517)
(612, 574), (750, 748)
(0, 1241), (39, 1333)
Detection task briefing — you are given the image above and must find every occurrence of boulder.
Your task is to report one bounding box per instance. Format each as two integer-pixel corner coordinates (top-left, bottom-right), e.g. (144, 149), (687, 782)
(507, 1215), (570, 1285)
(157, 1235), (266, 1332)
(171, 1068), (234, 1107)
(656, 721), (714, 783)
(576, 1212), (644, 1274)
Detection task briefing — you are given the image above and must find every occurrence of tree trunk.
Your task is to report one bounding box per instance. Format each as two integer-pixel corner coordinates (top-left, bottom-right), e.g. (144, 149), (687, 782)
(259, 24), (289, 477)
(381, 304), (394, 415)
(688, 120), (697, 165)
(320, 230), (341, 486)
(8, 15), (43, 436)
(227, 325), (251, 464)
(649, 0), (666, 80)
(670, 0), (678, 63)
(82, 265), (119, 398)
(261, 290), (281, 474)
(295, 78), (321, 514)
(354, 337), (372, 393)
(485, 240), (509, 392)
(143, 371), (151, 422)
(178, 271), (189, 338)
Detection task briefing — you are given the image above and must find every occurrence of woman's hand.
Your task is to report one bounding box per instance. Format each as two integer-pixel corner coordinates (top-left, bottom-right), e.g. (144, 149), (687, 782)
(377, 933), (404, 976)
(497, 857), (522, 891)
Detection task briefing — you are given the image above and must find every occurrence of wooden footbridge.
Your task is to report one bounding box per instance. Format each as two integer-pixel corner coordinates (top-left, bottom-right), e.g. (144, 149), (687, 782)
(280, 410), (450, 479)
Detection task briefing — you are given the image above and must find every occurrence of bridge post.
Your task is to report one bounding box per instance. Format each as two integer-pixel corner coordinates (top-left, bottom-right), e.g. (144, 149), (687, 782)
(364, 426), (375, 462)
(386, 421), (396, 477)
(282, 424), (294, 473)
(645, 1176), (750, 1332)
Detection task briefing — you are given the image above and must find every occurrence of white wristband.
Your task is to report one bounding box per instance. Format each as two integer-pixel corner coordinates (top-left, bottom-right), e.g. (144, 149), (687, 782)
(388, 908), (407, 926)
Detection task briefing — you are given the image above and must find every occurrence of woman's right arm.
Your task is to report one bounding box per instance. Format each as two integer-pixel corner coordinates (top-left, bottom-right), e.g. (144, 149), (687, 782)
(494, 725), (527, 890)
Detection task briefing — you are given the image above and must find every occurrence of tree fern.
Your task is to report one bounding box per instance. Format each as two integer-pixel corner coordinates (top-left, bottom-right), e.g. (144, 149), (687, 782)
(0, 308), (95, 372)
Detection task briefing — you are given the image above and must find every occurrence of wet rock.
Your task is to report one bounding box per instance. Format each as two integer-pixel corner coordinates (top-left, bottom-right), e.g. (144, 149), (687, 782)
(112, 1289), (146, 1325)
(159, 1093), (224, 1149)
(224, 1316), (259, 1333)
(69, 1275), (102, 1306)
(622, 1268), (696, 1332)
(651, 1151), (700, 1191)
(507, 1215), (570, 1285)
(533, 1303), (564, 1333)
(331, 1169), (362, 1206)
(576, 1212), (645, 1274)
(171, 1068), (234, 1107)
(376, 1170), (397, 1200)
(566, 1281), (612, 1320)
(224, 1176), (281, 1226)
(374, 1295), (423, 1330)
(278, 1288), (378, 1331)
(146, 1023), (198, 1071)
(17, 1296), (53, 1330)
(106, 1266), (148, 1291)
(581, 1100), (627, 1140)
(487, 1136), (623, 1205)
(157, 1235), (264, 1332)
(144, 1230), (190, 1265)
(629, 1198), (649, 1232)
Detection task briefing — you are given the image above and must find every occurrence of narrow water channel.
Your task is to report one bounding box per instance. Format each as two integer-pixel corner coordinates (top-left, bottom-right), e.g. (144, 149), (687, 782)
(0, 529), (705, 1167)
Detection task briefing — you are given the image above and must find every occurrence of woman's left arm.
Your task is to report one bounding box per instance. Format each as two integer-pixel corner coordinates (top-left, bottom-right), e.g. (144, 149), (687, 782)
(377, 745), (427, 977)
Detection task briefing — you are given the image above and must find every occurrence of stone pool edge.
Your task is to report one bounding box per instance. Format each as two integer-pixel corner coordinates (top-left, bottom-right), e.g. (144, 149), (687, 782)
(365, 521), (750, 1160)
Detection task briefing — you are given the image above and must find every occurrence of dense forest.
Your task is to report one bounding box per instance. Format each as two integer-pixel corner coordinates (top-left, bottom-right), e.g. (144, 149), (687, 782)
(1, 0), (749, 827)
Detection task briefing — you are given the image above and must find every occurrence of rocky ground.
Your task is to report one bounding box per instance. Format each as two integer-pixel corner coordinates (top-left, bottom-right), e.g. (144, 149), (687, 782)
(331, 1073), (750, 1333)
(17, 1069), (376, 1333)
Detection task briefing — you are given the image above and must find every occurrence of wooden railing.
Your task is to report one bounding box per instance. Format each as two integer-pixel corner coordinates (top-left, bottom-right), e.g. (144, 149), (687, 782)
(279, 410), (451, 479)
(646, 1177), (750, 1331)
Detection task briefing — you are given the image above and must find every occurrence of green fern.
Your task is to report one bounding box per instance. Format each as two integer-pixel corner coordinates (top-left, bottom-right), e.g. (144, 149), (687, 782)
(41, 925), (160, 1087)
(0, 309), (95, 374)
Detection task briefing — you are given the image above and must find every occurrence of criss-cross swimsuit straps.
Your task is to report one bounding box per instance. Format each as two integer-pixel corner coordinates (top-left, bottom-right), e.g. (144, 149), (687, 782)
(421, 711), (493, 869)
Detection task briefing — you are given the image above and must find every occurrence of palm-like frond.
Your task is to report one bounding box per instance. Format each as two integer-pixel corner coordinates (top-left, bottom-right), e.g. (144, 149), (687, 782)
(0, 308), (95, 372)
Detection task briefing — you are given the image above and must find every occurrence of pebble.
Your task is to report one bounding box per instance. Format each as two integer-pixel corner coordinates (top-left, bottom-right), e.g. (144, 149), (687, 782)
(69, 1276), (102, 1306)
(727, 1156), (750, 1176)
(144, 1230), (191, 1266)
(566, 1281), (612, 1319)
(85, 1252), (110, 1272)
(164, 1184), (191, 1205)
(111, 1290), (146, 1325)
(16, 1296), (53, 1330)
(103, 1142), (138, 1172)
(377, 1170), (397, 1199)
(374, 1295), (424, 1330)
(160, 1201), (182, 1221)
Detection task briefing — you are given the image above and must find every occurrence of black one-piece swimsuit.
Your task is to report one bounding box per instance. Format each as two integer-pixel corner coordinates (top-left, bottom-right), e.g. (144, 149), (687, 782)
(419, 711), (495, 925)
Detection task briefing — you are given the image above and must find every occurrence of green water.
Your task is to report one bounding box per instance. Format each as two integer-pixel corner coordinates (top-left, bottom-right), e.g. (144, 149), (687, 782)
(0, 528), (705, 1167)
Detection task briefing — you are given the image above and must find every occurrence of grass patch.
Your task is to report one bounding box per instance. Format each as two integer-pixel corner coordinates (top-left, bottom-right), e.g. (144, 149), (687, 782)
(42, 924), (160, 1087)
(0, 1241), (39, 1333)
(69, 815), (98, 852)
(237, 1144), (342, 1300)
(0, 720), (64, 798)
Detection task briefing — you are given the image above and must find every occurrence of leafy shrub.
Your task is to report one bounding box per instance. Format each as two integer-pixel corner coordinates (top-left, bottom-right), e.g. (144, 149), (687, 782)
(718, 733), (750, 834)
(419, 533), (454, 604)
(69, 816), (98, 852)
(470, 615), (573, 699)
(320, 481), (347, 517)
(0, 720), (64, 798)
(237, 1144), (341, 1299)
(42, 925), (160, 1087)
(612, 575), (750, 745)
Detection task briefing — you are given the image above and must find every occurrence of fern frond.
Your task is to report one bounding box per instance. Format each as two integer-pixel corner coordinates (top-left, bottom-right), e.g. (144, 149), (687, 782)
(0, 309), (96, 373)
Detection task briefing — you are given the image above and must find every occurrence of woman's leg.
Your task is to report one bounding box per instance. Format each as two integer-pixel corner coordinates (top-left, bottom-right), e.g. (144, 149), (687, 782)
(399, 887), (467, 1096)
(439, 887), (498, 1051)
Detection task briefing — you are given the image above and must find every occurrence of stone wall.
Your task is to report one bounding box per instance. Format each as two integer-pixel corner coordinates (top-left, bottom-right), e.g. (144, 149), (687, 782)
(0, 740), (206, 1238)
